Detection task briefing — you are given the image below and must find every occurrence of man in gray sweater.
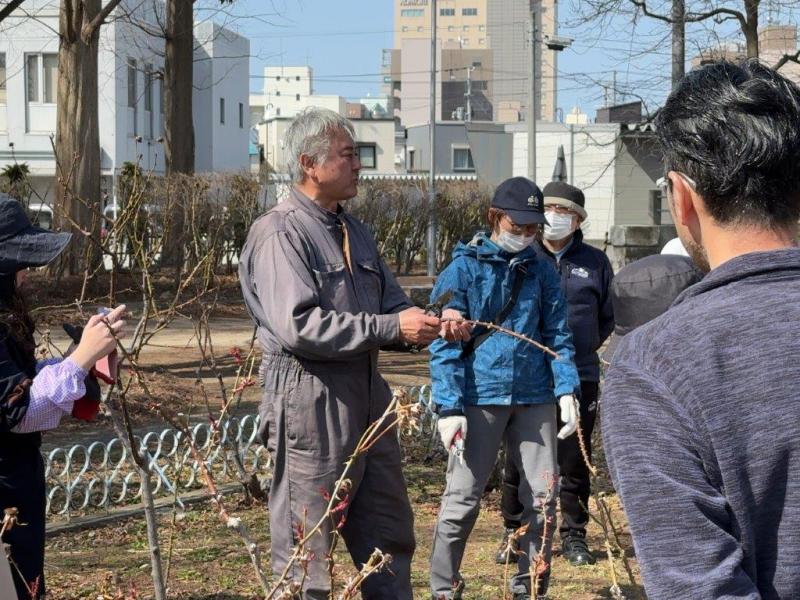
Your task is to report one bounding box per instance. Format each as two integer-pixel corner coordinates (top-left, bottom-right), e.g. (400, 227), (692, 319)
(602, 60), (800, 599)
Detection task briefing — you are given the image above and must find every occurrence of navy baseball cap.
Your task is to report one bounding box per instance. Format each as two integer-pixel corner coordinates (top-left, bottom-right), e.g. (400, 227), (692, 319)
(491, 177), (548, 226)
(601, 254), (703, 364)
(0, 195), (71, 275)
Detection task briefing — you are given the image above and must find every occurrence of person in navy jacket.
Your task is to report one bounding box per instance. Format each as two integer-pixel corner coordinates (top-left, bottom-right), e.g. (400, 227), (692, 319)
(497, 181), (614, 567)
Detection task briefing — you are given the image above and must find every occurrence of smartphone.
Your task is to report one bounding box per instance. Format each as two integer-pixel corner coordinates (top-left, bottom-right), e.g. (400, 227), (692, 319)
(94, 307), (118, 384)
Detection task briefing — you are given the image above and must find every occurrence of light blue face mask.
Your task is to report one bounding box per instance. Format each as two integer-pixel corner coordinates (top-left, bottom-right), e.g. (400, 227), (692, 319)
(495, 231), (535, 253)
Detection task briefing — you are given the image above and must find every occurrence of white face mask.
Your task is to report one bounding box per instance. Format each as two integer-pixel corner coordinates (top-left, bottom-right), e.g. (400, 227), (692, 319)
(543, 212), (576, 241)
(494, 230), (536, 253)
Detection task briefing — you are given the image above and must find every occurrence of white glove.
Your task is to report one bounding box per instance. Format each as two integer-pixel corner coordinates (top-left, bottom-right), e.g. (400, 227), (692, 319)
(557, 394), (579, 440)
(437, 415), (467, 450)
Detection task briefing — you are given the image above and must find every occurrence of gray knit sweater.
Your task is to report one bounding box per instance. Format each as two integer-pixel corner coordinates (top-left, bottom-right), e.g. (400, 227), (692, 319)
(602, 248), (800, 600)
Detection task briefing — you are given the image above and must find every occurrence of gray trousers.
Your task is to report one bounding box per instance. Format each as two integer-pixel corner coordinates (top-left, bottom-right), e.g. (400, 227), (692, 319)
(259, 353), (415, 600)
(430, 404), (558, 598)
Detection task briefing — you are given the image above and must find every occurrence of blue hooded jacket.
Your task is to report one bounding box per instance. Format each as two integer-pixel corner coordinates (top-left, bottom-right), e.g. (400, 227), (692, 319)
(429, 233), (581, 416)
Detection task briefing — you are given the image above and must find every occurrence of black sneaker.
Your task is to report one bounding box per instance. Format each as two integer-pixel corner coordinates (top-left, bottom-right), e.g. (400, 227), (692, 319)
(562, 533), (597, 566)
(495, 527), (520, 564)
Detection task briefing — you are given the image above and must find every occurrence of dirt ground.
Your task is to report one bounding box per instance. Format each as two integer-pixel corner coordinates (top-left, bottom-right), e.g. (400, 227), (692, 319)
(32, 308), (642, 599)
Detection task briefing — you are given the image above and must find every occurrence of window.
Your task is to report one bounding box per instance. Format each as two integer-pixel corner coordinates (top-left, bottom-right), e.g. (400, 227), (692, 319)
(295, 75), (300, 81)
(357, 144), (377, 169)
(417, 26), (424, 32)
(43, 55), (57, 103)
(402, 25), (409, 32)
(448, 25), (454, 31)
(401, 8), (424, 17)
(276, 75), (281, 81)
(127, 59), (137, 108)
(463, 25), (470, 31)
(144, 64), (153, 112)
(295, 93), (300, 101)
(27, 55), (40, 102)
(462, 7), (478, 16)
(479, 25), (485, 31)
(452, 146), (474, 171)
(479, 38), (486, 45)
(219, 97), (225, 124)
(276, 90), (281, 96)
(239, 102), (244, 128)
(461, 38), (470, 46)
(26, 54), (57, 104)
(440, 7), (455, 16)
(0, 54), (7, 104)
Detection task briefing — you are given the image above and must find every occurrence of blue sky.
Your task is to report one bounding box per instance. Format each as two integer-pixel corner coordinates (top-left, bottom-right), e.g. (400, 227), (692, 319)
(197, 0), (791, 121)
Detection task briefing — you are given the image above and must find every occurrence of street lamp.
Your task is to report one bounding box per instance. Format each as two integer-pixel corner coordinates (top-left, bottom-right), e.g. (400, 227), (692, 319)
(528, 12), (573, 182)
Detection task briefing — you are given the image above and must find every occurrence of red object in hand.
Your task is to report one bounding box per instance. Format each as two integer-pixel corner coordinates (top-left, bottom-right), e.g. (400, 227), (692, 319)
(71, 396), (100, 421)
(70, 353), (116, 422)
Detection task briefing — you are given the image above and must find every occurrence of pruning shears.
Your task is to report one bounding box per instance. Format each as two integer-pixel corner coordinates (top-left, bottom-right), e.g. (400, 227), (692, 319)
(425, 290), (453, 318)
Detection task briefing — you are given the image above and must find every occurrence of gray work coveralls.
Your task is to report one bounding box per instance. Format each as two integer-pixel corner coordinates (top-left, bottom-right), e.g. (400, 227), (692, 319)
(238, 188), (416, 599)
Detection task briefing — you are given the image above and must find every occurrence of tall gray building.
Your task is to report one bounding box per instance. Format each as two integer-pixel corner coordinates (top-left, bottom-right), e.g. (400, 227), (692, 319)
(488, 0), (557, 123)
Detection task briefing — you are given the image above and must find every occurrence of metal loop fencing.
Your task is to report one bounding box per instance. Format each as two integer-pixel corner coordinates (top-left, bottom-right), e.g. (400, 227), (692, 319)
(44, 386), (437, 519)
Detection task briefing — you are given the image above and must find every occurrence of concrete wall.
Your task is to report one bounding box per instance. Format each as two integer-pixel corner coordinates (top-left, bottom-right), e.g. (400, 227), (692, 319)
(351, 119), (396, 173)
(400, 38), (443, 126)
(510, 122), (618, 241)
(405, 121), (511, 186)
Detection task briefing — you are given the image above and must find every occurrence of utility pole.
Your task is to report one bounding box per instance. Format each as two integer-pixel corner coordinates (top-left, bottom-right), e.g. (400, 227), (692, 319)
(465, 66), (473, 122)
(528, 9), (537, 182)
(427, 0), (437, 276)
(671, 0), (685, 89)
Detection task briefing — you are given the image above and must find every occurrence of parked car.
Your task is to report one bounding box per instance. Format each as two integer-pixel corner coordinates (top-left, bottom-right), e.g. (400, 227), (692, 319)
(26, 203), (54, 230)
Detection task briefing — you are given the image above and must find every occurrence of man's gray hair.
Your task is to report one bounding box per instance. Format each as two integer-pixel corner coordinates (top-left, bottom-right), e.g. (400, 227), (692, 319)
(284, 108), (356, 183)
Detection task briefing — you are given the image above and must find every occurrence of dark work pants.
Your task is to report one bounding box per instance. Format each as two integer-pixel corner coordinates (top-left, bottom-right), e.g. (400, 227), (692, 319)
(0, 445), (46, 599)
(501, 381), (599, 537)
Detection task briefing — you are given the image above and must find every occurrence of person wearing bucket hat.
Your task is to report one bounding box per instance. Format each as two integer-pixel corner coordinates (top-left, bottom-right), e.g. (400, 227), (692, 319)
(495, 180), (614, 568)
(601, 254), (702, 365)
(0, 196), (128, 599)
(428, 177), (580, 600)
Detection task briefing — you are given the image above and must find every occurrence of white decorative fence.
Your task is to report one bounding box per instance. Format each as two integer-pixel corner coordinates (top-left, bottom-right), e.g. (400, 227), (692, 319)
(44, 385), (437, 520)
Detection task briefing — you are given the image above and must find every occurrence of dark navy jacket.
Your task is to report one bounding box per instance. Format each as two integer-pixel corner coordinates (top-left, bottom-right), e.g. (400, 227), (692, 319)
(533, 229), (614, 382)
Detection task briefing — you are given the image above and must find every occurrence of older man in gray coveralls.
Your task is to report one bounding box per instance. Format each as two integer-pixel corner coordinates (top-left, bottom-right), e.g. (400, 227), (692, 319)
(239, 108), (464, 599)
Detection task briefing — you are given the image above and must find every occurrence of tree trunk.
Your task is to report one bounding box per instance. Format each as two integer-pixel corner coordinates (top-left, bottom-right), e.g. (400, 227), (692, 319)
(671, 0), (685, 89)
(743, 0), (759, 58)
(139, 466), (168, 600)
(161, 0), (194, 276)
(164, 0), (194, 174)
(54, 0), (103, 276)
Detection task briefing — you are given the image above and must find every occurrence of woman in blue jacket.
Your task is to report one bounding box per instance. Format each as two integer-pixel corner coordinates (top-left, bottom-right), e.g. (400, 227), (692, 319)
(429, 177), (581, 600)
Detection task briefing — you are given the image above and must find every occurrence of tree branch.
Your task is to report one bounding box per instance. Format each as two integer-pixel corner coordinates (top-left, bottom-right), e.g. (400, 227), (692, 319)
(628, 0), (746, 29)
(0, 0), (25, 23)
(81, 0), (124, 41)
(628, 0), (670, 23)
(774, 50), (800, 71)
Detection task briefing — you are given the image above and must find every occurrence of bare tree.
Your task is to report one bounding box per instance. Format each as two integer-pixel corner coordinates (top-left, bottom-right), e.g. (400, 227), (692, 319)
(54, 0), (125, 276)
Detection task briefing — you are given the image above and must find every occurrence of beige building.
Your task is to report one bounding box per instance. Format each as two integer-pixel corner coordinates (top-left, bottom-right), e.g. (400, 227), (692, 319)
(386, 0), (558, 125)
(395, 0), (489, 49)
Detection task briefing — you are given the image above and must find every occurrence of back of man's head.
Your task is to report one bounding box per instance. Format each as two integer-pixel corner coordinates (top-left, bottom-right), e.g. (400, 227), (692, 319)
(656, 60), (800, 229)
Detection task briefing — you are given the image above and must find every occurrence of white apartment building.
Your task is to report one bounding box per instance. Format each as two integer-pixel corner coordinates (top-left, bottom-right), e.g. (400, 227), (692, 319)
(251, 65), (400, 174)
(260, 66), (346, 119)
(0, 0), (250, 205)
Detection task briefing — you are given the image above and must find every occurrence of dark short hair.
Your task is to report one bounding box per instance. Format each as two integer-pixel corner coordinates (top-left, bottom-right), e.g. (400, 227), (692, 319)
(656, 60), (800, 227)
